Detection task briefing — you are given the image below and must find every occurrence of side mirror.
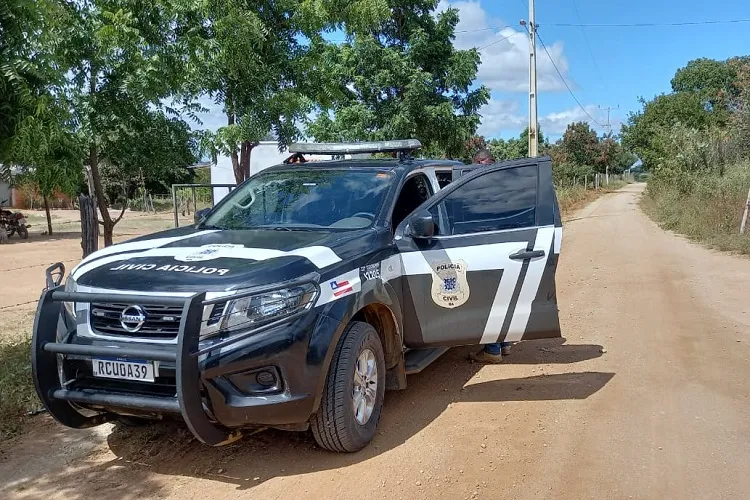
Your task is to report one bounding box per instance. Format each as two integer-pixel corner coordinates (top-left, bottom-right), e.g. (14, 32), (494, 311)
(195, 207), (211, 224)
(407, 211), (435, 239)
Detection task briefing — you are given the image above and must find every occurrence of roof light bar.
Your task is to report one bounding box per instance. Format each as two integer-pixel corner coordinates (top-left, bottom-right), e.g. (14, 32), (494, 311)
(288, 139), (422, 156)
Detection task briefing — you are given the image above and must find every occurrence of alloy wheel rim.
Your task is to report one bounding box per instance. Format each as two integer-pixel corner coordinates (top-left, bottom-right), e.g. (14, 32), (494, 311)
(352, 348), (378, 425)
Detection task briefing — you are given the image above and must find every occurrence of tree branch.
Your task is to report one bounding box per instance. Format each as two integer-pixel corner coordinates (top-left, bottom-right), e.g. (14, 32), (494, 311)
(112, 203), (127, 225)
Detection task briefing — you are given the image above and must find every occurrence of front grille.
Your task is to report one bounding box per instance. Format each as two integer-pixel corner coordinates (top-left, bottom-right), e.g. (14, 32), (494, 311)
(90, 303), (183, 339)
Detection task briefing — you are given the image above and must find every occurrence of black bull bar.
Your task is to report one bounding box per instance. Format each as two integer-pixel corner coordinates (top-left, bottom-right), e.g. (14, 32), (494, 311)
(31, 287), (241, 446)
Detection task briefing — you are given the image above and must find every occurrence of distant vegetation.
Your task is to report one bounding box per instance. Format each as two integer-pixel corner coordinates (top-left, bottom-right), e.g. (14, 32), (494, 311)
(621, 57), (750, 254)
(464, 122), (636, 189)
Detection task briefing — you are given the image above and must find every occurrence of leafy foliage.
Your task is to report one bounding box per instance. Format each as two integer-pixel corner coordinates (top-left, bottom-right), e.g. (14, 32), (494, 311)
(487, 127), (548, 162)
(307, 0), (488, 158)
(177, 0), (325, 183)
(622, 56), (750, 172)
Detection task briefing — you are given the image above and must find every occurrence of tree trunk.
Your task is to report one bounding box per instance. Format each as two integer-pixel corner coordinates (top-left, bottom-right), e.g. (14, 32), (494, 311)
(240, 140), (255, 181)
(87, 64), (119, 247)
(79, 194), (98, 258)
(43, 195), (53, 235)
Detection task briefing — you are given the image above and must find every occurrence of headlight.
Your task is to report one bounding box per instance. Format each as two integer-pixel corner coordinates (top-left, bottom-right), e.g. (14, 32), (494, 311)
(63, 275), (77, 318)
(213, 283), (318, 335)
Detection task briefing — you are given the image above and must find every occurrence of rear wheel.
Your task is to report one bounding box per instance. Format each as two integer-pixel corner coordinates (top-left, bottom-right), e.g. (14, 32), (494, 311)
(6, 227), (15, 237)
(311, 321), (385, 452)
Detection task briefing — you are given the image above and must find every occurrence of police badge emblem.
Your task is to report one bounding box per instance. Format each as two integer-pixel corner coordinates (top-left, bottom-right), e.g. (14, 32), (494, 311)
(430, 259), (470, 308)
(174, 244), (243, 262)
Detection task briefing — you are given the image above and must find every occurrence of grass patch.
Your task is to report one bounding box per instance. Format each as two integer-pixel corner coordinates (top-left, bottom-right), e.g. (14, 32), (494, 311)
(557, 180), (628, 218)
(0, 337), (39, 440)
(642, 162), (750, 255)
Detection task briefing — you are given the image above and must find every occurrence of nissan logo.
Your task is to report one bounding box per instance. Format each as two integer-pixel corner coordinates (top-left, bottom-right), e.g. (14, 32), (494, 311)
(120, 305), (147, 332)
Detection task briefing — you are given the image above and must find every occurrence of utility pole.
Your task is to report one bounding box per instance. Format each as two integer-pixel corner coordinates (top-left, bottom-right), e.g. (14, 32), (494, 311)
(598, 105), (618, 185)
(521, 0), (538, 158)
(598, 105), (618, 135)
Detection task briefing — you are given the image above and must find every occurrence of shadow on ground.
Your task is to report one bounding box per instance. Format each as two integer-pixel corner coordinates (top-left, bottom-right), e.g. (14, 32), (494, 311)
(2, 342), (612, 499)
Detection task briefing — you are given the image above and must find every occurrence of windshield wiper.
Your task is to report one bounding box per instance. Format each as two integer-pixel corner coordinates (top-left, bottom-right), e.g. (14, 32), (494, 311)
(268, 226), (316, 232)
(199, 224), (226, 230)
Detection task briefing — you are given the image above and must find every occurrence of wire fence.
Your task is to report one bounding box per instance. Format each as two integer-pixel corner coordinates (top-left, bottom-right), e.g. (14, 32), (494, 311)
(554, 172), (636, 190)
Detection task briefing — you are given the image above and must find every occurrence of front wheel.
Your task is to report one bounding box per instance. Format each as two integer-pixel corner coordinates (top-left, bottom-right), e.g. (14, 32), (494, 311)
(311, 321), (385, 452)
(17, 226), (28, 239)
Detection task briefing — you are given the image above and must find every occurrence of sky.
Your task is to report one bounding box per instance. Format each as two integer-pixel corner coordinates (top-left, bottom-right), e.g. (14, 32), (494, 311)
(194, 0), (750, 141)
(451, 0), (750, 139)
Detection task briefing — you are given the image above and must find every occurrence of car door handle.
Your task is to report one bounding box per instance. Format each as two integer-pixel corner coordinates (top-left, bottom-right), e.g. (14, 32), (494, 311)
(509, 249), (545, 260)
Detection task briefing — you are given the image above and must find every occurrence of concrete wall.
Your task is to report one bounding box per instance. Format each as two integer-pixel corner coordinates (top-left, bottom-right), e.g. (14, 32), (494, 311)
(210, 141), (290, 203)
(0, 182), (10, 206)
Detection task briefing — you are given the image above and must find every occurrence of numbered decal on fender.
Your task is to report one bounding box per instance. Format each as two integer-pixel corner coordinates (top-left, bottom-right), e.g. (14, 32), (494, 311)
(430, 259), (470, 309)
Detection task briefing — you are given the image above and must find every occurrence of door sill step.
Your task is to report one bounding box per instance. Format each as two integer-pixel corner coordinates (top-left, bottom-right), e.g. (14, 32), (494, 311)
(404, 347), (450, 375)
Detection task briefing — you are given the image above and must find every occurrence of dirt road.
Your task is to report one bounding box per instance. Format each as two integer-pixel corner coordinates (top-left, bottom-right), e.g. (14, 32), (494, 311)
(2, 183), (750, 499)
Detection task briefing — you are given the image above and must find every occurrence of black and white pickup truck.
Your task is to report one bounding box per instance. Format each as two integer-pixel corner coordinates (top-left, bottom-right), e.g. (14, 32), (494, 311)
(32, 140), (563, 452)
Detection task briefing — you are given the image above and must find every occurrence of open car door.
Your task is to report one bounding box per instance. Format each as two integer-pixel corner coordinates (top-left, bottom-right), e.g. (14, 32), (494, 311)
(395, 156), (563, 348)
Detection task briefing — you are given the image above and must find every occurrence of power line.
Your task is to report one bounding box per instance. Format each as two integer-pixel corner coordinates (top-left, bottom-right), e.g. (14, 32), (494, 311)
(545, 18), (750, 27)
(477, 32), (522, 51)
(456, 24), (513, 34)
(535, 29), (603, 127)
(570, 0), (604, 90)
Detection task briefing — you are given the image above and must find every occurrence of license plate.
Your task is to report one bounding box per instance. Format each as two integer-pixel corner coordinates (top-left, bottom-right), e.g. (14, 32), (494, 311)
(92, 358), (155, 382)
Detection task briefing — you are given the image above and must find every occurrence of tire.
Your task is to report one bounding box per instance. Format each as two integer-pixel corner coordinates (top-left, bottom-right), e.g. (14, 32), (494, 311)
(311, 321), (386, 452)
(17, 226), (28, 239)
(6, 227), (15, 238)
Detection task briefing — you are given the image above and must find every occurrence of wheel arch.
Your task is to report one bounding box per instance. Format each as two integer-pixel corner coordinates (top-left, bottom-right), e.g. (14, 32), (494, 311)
(350, 302), (405, 390)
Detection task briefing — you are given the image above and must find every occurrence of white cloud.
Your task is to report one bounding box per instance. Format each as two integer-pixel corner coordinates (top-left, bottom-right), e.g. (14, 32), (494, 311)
(437, 0), (570, 92)
(539, 105), (602, 135)
(476, 99), (526, 136)
(478, 98), (616, 137)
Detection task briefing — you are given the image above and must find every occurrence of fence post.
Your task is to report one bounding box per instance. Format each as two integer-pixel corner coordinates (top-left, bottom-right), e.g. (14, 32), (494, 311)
(79, 194), (98, 258)
(740, 186), (750, 234)
(585, 175), (588, 190)
(172, 185), (179, 228)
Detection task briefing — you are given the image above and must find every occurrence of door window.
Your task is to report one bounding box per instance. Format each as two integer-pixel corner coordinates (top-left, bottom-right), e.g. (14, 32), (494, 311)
(428, 165), (537, 235)
(392, 173), (434, 229)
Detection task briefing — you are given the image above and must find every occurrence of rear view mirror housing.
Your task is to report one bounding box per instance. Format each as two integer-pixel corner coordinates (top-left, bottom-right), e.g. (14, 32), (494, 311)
(407, 211), (436, 239)
(195, 208), (211, 225)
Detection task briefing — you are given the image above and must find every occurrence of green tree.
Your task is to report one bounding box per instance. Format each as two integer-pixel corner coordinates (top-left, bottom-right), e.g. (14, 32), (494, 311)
(671, 58), (738, 124)
(558, 121), (599, 168)
(307, 0), (488, 158)
(179, 0), (327, 184)
(487, 127), (546, 161)
(621, 92), (712, 171)
(59, 0), (195, 245)
(99, 109), (197, 200)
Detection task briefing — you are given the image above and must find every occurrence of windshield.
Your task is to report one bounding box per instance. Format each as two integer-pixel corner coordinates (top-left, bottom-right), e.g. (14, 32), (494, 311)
(203, 168), (394, 230)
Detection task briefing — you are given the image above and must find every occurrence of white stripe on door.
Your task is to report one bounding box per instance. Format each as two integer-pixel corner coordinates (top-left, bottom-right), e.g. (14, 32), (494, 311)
(504, 227), (555, 342)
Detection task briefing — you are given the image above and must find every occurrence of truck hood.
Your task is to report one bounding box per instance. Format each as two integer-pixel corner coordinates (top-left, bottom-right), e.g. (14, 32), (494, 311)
(72, 226), (376, 293)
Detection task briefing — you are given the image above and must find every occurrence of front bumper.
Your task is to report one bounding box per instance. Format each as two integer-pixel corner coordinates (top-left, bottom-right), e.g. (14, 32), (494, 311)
(32, 282), (330, 445)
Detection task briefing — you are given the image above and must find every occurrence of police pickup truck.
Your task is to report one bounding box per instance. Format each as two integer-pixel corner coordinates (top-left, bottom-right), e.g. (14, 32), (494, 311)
(32, 140), (563, 452)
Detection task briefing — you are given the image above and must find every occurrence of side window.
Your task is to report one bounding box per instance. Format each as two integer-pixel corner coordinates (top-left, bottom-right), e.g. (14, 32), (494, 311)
(392, 173), (434, 229)
(435, 171), (453, 189)
(429, 166), (537, 235)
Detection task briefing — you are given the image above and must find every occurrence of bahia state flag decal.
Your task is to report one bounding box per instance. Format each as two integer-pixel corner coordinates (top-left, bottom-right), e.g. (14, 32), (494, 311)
(330, 280), (353, 297)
